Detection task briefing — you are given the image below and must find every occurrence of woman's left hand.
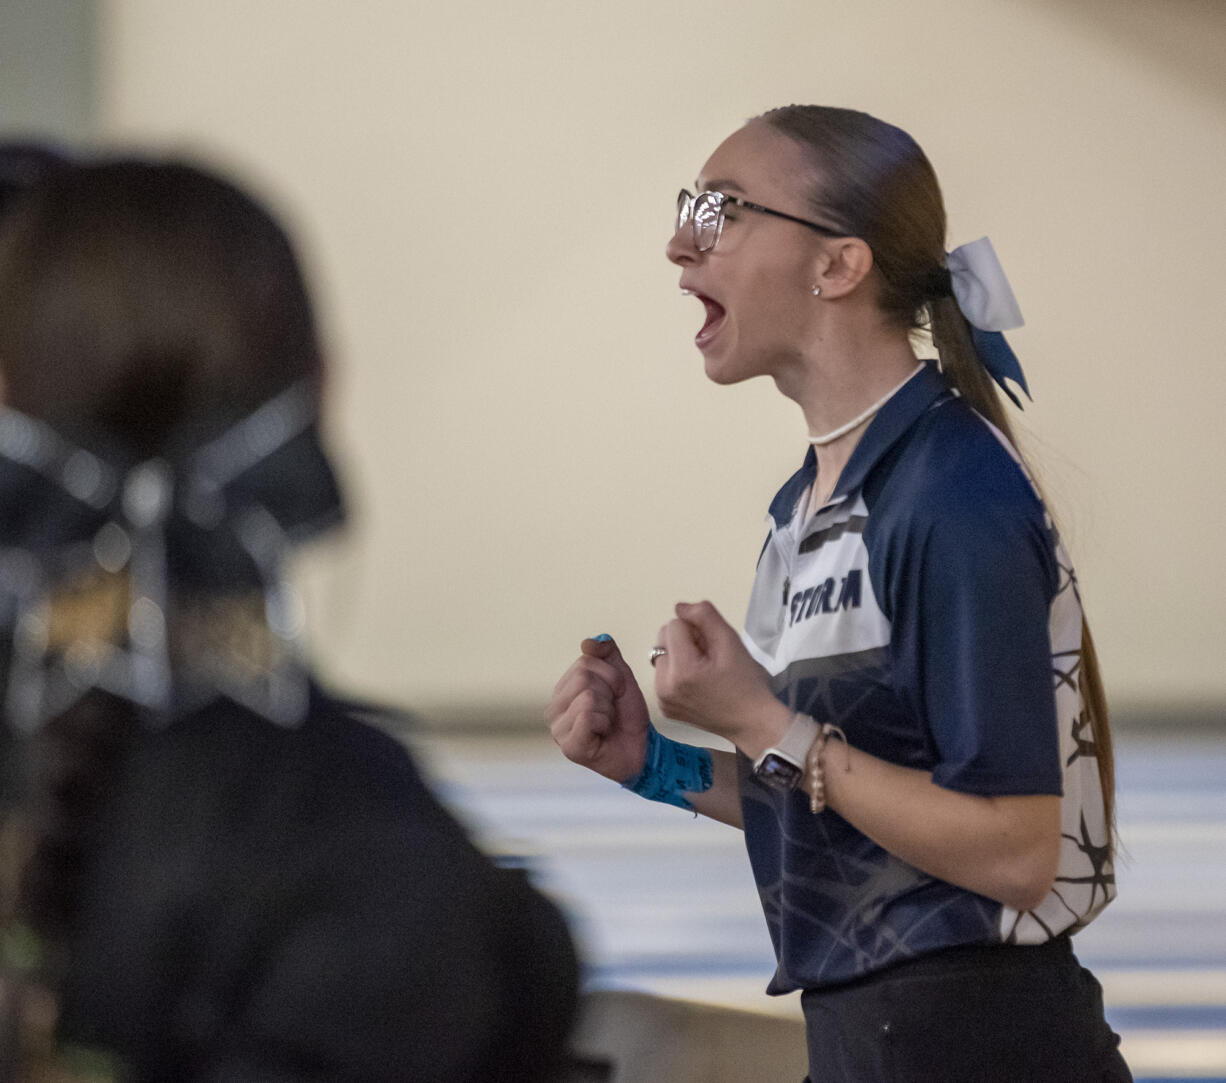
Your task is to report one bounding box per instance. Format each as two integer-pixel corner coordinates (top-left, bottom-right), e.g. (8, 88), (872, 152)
(653, 600), (790, 753)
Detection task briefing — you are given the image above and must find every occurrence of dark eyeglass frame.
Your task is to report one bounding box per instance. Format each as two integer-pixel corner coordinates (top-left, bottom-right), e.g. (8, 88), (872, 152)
(676, 188), (845, 253)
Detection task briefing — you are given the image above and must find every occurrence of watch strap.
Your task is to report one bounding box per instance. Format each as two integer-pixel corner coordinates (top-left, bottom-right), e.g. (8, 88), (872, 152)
(752, 712), (820, 775)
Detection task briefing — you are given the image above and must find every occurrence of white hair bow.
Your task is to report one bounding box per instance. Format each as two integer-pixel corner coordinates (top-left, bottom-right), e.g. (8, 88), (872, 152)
(945, 236), (1030, 407)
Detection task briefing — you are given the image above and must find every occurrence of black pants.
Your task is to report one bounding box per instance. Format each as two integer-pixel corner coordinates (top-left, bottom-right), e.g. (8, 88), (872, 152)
(800, 937), (1132, 1083)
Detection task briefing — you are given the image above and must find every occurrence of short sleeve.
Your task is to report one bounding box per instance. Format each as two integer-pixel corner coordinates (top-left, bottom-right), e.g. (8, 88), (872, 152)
(890, 459), (1063, 797)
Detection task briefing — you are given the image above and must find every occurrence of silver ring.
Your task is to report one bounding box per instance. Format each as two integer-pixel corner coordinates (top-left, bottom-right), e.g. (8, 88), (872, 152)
(649, 646), (667, 667)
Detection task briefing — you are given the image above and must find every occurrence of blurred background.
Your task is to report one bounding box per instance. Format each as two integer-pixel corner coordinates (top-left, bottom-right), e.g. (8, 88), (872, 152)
(4, 0), (1224, 1078)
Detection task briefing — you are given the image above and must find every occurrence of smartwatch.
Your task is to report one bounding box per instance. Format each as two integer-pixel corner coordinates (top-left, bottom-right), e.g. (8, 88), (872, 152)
(752, 713), (820, 791)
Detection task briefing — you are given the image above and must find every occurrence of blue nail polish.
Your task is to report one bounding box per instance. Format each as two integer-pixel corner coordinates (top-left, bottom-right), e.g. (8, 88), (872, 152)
(592, 633), (612, 642)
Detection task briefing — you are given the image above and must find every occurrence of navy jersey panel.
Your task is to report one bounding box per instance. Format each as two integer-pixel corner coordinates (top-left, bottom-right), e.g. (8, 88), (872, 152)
(863, 397), (1063, 796)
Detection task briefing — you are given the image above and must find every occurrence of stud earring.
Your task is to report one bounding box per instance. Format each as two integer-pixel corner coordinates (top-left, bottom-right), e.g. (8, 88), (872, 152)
(811, 286), (821, 297)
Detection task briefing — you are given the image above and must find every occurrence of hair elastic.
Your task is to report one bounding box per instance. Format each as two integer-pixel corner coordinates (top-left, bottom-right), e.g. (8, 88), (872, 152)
(621, 724), (714, 812)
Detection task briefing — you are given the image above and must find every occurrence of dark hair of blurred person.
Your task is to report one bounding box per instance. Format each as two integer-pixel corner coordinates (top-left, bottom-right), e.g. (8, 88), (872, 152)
(0, 159), (578, 1082)
(0, 142), (73, 219)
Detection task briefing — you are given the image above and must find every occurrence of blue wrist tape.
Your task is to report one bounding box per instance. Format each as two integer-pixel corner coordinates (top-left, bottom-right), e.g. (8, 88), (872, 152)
(621, 725), (714, 811)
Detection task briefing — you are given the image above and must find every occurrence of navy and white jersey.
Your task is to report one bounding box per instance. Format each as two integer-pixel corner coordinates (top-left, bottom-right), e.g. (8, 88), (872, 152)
(740, 363), (1115, 993)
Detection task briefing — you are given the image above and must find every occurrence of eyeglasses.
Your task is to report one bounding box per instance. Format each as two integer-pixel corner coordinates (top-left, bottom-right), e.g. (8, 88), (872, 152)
(675, 188), (844, 253)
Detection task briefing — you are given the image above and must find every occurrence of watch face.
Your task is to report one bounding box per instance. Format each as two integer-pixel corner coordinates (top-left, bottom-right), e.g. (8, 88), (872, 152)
(755, 753), (803, 791)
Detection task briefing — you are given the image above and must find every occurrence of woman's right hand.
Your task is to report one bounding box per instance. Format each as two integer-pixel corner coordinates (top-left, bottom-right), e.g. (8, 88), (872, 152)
(545, 636), (650, 783)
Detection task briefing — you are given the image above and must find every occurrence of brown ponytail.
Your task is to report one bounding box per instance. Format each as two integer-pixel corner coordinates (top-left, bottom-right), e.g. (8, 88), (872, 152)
(928, 295), (1014, 439)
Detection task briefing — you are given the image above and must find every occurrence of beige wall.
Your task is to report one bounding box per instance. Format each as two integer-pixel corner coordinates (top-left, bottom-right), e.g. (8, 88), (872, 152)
(94, 0), (1226, 717)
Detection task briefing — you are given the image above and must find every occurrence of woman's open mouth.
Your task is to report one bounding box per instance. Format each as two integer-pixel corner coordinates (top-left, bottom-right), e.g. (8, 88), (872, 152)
(690, 291), (727, 349)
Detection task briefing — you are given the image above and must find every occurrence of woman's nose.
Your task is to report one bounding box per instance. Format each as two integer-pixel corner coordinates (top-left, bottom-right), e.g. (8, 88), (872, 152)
(665, 223), (697, 266)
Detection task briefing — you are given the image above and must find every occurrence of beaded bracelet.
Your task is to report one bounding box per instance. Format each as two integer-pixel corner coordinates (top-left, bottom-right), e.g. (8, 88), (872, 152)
(621, 724), (715, 812)
(803, 722), (849, 814)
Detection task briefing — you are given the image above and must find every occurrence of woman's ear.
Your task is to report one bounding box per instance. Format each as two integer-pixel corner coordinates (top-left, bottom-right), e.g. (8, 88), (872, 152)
(812, 237), (874, 299)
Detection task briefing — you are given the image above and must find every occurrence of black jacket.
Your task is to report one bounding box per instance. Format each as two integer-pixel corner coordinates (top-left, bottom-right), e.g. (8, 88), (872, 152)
(59, 690), (579, 1082)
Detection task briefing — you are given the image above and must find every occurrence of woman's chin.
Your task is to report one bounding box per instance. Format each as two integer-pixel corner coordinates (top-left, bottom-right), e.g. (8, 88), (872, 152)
(701, 343), (759, 386)
(704, 363), (742, 386)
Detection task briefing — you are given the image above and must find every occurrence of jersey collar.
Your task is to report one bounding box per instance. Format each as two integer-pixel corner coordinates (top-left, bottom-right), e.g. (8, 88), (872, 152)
(767, 362), (951, 528)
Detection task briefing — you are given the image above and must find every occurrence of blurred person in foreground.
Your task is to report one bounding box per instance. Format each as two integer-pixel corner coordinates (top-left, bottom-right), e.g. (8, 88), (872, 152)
(0, 143), (73, 212)
(0, 155), (578, 1082)
(547, 105), (1128, 1082)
